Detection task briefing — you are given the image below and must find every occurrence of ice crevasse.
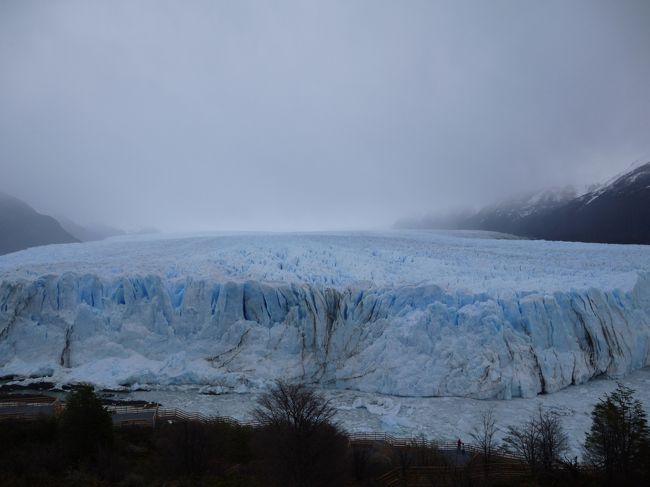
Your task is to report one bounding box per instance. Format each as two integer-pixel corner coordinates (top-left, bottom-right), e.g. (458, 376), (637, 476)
(0, 232), (649, 399)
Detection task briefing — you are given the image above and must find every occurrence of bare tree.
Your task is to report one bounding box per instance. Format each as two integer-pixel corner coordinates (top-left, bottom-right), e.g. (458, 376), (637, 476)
(252, 381), (348, 487)
(470, 407), (498, 465)
(253, 380), (337, 432)
(503, 414), (541, 470)
(471, 407), (498, 480)
(503, 407), (568, 476)
(537, 407), (569, 473)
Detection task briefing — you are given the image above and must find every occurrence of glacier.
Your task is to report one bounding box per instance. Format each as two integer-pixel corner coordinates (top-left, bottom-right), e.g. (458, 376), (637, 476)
(1, 230), (649, 399)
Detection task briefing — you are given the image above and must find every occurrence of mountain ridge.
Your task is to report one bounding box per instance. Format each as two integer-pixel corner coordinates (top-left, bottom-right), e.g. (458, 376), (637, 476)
(0, 192), (79, 255)
(397, 161), (650, 245)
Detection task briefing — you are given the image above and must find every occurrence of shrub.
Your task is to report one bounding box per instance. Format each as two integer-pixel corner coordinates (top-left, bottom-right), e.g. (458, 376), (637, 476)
(60, 385), (113, 465)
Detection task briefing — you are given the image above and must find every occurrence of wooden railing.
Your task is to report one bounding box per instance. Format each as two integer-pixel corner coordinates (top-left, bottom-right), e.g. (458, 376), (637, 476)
(377, 463), (532, 486)
(105, 404), (157, 415)
(153, 407), (258, 428)
(349, 432), (482, 453)
(0, 395), (60, 422)
(0, 395), (57, 407)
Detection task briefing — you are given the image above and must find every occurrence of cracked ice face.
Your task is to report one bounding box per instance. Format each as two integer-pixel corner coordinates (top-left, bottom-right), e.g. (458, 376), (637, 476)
(0, 231), (649, 399)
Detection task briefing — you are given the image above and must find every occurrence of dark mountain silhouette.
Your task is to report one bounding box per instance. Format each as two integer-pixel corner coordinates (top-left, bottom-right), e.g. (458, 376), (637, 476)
(397, 162), (650, 245)
(533, 162), (650, 244)
(0, 192), (78, 255)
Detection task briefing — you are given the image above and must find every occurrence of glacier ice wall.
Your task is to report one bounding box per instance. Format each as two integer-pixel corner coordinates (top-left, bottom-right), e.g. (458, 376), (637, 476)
(1, 272), (649, 399)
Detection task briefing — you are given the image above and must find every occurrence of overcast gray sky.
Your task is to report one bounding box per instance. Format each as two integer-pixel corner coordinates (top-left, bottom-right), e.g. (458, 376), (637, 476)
(1, 0), (649, 231)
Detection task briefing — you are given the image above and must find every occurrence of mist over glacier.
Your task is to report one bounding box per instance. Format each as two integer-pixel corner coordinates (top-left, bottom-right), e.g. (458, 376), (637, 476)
(2, 1), (649, 233)
(1, 231), (649, 399)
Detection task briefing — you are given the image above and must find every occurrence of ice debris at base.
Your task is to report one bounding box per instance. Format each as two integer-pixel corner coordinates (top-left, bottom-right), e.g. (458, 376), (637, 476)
(123, 367), (650, 458)
(1, 231), (649, 399)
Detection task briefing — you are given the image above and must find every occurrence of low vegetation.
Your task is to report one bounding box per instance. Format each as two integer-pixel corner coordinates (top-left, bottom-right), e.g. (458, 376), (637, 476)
(0, 382), (648, 486)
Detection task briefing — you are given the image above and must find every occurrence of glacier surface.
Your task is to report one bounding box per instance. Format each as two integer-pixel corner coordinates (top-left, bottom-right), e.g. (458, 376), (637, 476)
(1, 230), (649, 399)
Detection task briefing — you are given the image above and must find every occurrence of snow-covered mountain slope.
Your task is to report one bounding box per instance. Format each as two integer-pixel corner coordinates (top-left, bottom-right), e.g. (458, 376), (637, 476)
(1, 231), (649, 399)
(465, 162), (650, 244)
(399, 161), (650, 244)
(534, 162), (650, 244)
(476, 185), (578, 222)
